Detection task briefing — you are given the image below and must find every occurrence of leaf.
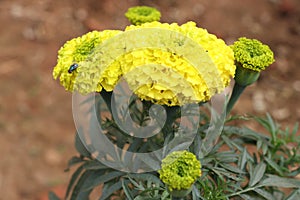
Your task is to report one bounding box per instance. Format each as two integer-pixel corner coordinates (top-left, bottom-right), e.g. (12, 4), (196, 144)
(219, 163), (245, 174)
(254, 188), (276, 200)
(122, 179), (134, 200)
(264, 157), (284, 176)
(249, 162), (266, 187)
(211, 167), (242, 181)
(285, 189), (300, 200)
(238, 194), (264, 200)
(192, 185), (200, 200)
(65, 156), (84, 171)
(84, 171), (125, 190)
(287, 166), (300, 177)
(65, 163), (85, 199)
(75, 131), (91, 157)
(70, 170), (94, 200)
(99, 181), (123, 200)
(48, 191), (61, 200)
(260, 174), (300, 188)
(127, 173), (162, 186)
(238, 148), (249, 170)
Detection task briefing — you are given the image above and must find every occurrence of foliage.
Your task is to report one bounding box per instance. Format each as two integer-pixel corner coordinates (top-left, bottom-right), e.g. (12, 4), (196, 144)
(50, 97), (300, 199)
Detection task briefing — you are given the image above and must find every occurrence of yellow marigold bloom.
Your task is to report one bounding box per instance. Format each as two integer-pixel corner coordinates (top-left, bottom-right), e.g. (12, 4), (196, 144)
(53, 30), (121, 92)
(123, 21), (235, 105)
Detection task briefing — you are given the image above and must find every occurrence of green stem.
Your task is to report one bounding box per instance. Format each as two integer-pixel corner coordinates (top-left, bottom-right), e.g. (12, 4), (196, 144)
(226, 83), (246, 116)
(226, 186), (258, 198)
(171, 196), (184, 200)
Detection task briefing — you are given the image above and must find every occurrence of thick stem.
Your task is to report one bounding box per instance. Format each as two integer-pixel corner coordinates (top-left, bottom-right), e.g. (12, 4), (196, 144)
(171, 196), (184, 200)
(226, 83), (246, 116)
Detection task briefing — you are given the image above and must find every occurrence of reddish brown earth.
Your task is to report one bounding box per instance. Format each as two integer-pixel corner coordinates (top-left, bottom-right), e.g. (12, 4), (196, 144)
(0, 0), (299, 199)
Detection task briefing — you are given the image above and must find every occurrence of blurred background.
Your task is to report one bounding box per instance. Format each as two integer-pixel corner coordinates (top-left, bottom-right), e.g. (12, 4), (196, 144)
(0, 0), (299, 199)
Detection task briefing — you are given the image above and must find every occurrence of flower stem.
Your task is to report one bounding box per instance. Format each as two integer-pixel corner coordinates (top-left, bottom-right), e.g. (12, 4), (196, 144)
(171, 196), (184, 200)
(226, 82), (246, 116)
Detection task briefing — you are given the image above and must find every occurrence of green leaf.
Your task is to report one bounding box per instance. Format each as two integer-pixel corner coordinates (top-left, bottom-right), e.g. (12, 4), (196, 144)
(254, 188), (276, 200)
(238, 148), (249, 170)
(65, 163), (85, 199)
(285, 189), (300, 200)
(75, 131), (91, 158)
(211, 167), (242, 181)
(122, 179), (134, 200)
(84, 171), (125, 190)
(287, 166), (300, 177)
(249, 162), (266, 187)
(219, 163), (245, 174)
(48, 191), (61, 200)
(260, 174), (300, 188)
(192, 185), (200, 200)
(127, 173), (162, 186)
(264, 157), (284, 176)
(70, 170), (94, 200)
(99, 181), (123, 200)
(65, 156), (84, 171)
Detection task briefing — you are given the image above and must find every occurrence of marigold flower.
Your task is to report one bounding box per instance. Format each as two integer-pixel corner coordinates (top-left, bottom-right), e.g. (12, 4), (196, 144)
(231, 37), (275, 72)
(125, 6), (161, 25)
(53, 30), (121, 91)
(123, 21), (235, 105)
(159, 151), (201, 194)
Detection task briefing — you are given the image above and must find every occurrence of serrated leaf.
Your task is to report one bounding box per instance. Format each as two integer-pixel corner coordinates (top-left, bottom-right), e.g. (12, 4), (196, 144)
(249, 162), (266, 187)
(48, 191), (61, 200)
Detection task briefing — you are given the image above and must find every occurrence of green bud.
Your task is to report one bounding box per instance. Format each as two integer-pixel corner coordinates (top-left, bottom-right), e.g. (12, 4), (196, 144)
(125, 6), (161, 25)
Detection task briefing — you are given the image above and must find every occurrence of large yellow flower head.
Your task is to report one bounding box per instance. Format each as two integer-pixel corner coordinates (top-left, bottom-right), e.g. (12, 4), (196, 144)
(53, 21), (235, 106)
(53, 30), (122, 91)
(122, 21), (235, 105)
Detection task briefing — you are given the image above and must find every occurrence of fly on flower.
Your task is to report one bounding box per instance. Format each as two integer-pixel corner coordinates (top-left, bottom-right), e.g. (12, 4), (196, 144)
(68, 63), (79, 73)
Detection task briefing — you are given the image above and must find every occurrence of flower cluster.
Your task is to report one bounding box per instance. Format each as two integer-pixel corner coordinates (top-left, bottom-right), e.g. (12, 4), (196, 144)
(231, 37), (275, 72)
(125, 6), (161, 25)
(159, 151), (201, 192)
(53, 21), (235, 106)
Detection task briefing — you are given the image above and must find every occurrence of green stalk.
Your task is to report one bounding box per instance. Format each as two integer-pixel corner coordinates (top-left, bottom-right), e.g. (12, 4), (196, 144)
(171, 196), (184, 200)
(226, 83), (246, 116)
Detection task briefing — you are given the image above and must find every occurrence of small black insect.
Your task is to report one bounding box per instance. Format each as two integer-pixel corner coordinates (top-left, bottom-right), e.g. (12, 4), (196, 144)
(68, 63), (79, 73)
